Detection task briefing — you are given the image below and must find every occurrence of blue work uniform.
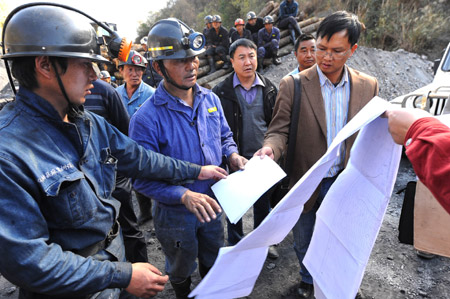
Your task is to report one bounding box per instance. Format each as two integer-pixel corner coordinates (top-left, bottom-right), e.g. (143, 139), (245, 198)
(116, 81), (155, 116)
(129, 83), (238, 283)
(0, 87), (201, 297)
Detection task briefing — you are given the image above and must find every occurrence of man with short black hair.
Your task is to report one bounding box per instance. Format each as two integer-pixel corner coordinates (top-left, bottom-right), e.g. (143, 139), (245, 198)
(255, 11), (378, 298)
(213, 39), (278, 258)
(289, 33), (316, 75)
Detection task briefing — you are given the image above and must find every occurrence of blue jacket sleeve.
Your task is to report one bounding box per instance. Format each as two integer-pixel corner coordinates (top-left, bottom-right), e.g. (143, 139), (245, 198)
(0, 158), (132, 295)
(128, 110), (189, 205)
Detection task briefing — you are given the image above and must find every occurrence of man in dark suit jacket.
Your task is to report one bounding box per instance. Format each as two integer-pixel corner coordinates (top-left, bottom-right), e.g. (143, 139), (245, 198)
(255, 11), (379, 298)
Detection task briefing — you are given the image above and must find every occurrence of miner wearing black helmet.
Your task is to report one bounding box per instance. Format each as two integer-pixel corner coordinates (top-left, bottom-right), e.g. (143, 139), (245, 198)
(203, 15), (213, 36)
(245, 11), (264, 44)
(0, 4), (228, 298)
(129, 18), (247, 299)
(205, 14), (231, 73)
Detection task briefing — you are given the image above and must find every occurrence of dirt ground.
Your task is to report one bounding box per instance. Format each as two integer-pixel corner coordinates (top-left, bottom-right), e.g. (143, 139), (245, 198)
(2, 46), (450, 298)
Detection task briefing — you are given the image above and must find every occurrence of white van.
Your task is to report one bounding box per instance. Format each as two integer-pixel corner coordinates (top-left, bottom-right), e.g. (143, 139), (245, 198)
(390, 42), (450, 115)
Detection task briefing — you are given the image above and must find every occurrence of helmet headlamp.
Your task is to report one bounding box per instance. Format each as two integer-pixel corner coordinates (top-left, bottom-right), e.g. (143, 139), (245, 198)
(189, 33), (205, 51)
(131, 54), (143, 65)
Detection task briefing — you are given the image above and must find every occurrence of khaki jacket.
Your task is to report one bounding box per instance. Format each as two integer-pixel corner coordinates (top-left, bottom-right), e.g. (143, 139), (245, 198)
(264, 65), (379, 212)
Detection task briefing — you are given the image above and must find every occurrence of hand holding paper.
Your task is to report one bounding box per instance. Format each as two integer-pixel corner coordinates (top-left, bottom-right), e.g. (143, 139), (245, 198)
(212, 156), (286, 224)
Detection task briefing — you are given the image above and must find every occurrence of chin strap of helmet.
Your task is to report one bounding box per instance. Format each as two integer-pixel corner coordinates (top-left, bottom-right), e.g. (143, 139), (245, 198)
(50, 59), (81, 116)
(156, 60), (192, 91)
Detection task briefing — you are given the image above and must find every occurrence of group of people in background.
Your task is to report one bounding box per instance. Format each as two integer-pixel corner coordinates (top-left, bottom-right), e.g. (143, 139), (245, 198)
(202, 0), (303, 74)
(1, 1), (448, 299)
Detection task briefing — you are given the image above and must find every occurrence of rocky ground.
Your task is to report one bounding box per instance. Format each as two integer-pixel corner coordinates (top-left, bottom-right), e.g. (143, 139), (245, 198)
(2, 46), (449, 298)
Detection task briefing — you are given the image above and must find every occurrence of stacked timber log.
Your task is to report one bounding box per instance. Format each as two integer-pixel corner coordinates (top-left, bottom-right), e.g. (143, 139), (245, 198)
(198, 1), (323, 88)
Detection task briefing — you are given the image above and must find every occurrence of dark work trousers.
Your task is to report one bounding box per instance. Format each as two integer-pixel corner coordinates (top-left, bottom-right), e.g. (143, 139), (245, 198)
(205, 46), (228, 62)
(278, 16), (302, 36)
(227, 183), (274, 246)
(114, 176), (148, 263)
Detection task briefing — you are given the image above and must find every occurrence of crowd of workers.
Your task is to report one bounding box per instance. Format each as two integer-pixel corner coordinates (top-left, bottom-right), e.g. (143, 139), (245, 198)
(202, 0), (303, 75)
(0, 1), (448, 299)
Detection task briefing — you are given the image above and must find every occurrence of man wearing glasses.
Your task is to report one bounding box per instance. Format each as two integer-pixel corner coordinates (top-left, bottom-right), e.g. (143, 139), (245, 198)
(255, 11), (378, 298)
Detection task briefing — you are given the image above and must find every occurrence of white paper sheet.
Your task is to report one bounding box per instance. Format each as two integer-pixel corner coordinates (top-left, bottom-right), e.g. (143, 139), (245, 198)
(304, 117), (402, 299)
(190, 97), (398, 299)
(211, 156), (286, 224)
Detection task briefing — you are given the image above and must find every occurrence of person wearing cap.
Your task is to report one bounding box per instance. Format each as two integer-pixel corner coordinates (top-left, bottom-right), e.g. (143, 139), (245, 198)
(278, 0), (303, 45)
(288, 33), (316, 75)
(129, 18), (247, 299)
(245, 11), (264, 44)
(99, 70), (118, 87)
(0, 4), (228, 298)
(117, 49), (157, 226)
(212, 39), (279, 258)
(205, 14), (231, 74)
(230, 18), (252, 43)
(257, 15), (282, 71)
(203, 15), (213, 36)
(116, 50), (154, 116)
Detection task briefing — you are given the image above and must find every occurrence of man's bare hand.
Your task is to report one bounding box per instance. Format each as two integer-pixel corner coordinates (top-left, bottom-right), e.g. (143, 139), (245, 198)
(181, 190), (221, 223)
(254, 146), (275, 160)
(126, 263), (169, 298)
(228, 153), (248, 172)
(383, 108), (431, 144)
(198, 165), (228, 181)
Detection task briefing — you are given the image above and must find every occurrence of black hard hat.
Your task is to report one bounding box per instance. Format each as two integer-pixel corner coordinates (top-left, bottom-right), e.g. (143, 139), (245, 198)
(1, 5), (109, 62)
(212, 15), (222, 23)
(119, 50), (147, 68)
(147, 18), (205, 61)
(263, 15), (274, 24)
(246, 11), (257, 21)
(204, 15), (213, 24)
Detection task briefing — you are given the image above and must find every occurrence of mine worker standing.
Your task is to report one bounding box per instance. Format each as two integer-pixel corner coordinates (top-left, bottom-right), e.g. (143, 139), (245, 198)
(129, 18), (247, 299)
(230, 18), (252, 43)
(116, 50), (156, 225)
(245, 11), (264, 44)
(257, 15), (282, 71)
(0, 4), (228, 298)
(205, 14), (231, 73)
(116, 50), (154, 116)
(99, 70), (118, 87)
(278, 0), (303, 44)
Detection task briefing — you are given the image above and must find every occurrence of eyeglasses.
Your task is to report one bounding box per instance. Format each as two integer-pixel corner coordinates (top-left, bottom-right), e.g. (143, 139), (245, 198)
(316, 48), (351, 59)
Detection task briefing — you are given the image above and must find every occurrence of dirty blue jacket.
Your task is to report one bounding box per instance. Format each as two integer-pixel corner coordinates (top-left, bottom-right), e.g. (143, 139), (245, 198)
(258, 27), (281, 48)
(116, 81), (155, 117)
(0, 87), (201, 296)
(129, 83), (238, 212)
(279, 0), (299, 19)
